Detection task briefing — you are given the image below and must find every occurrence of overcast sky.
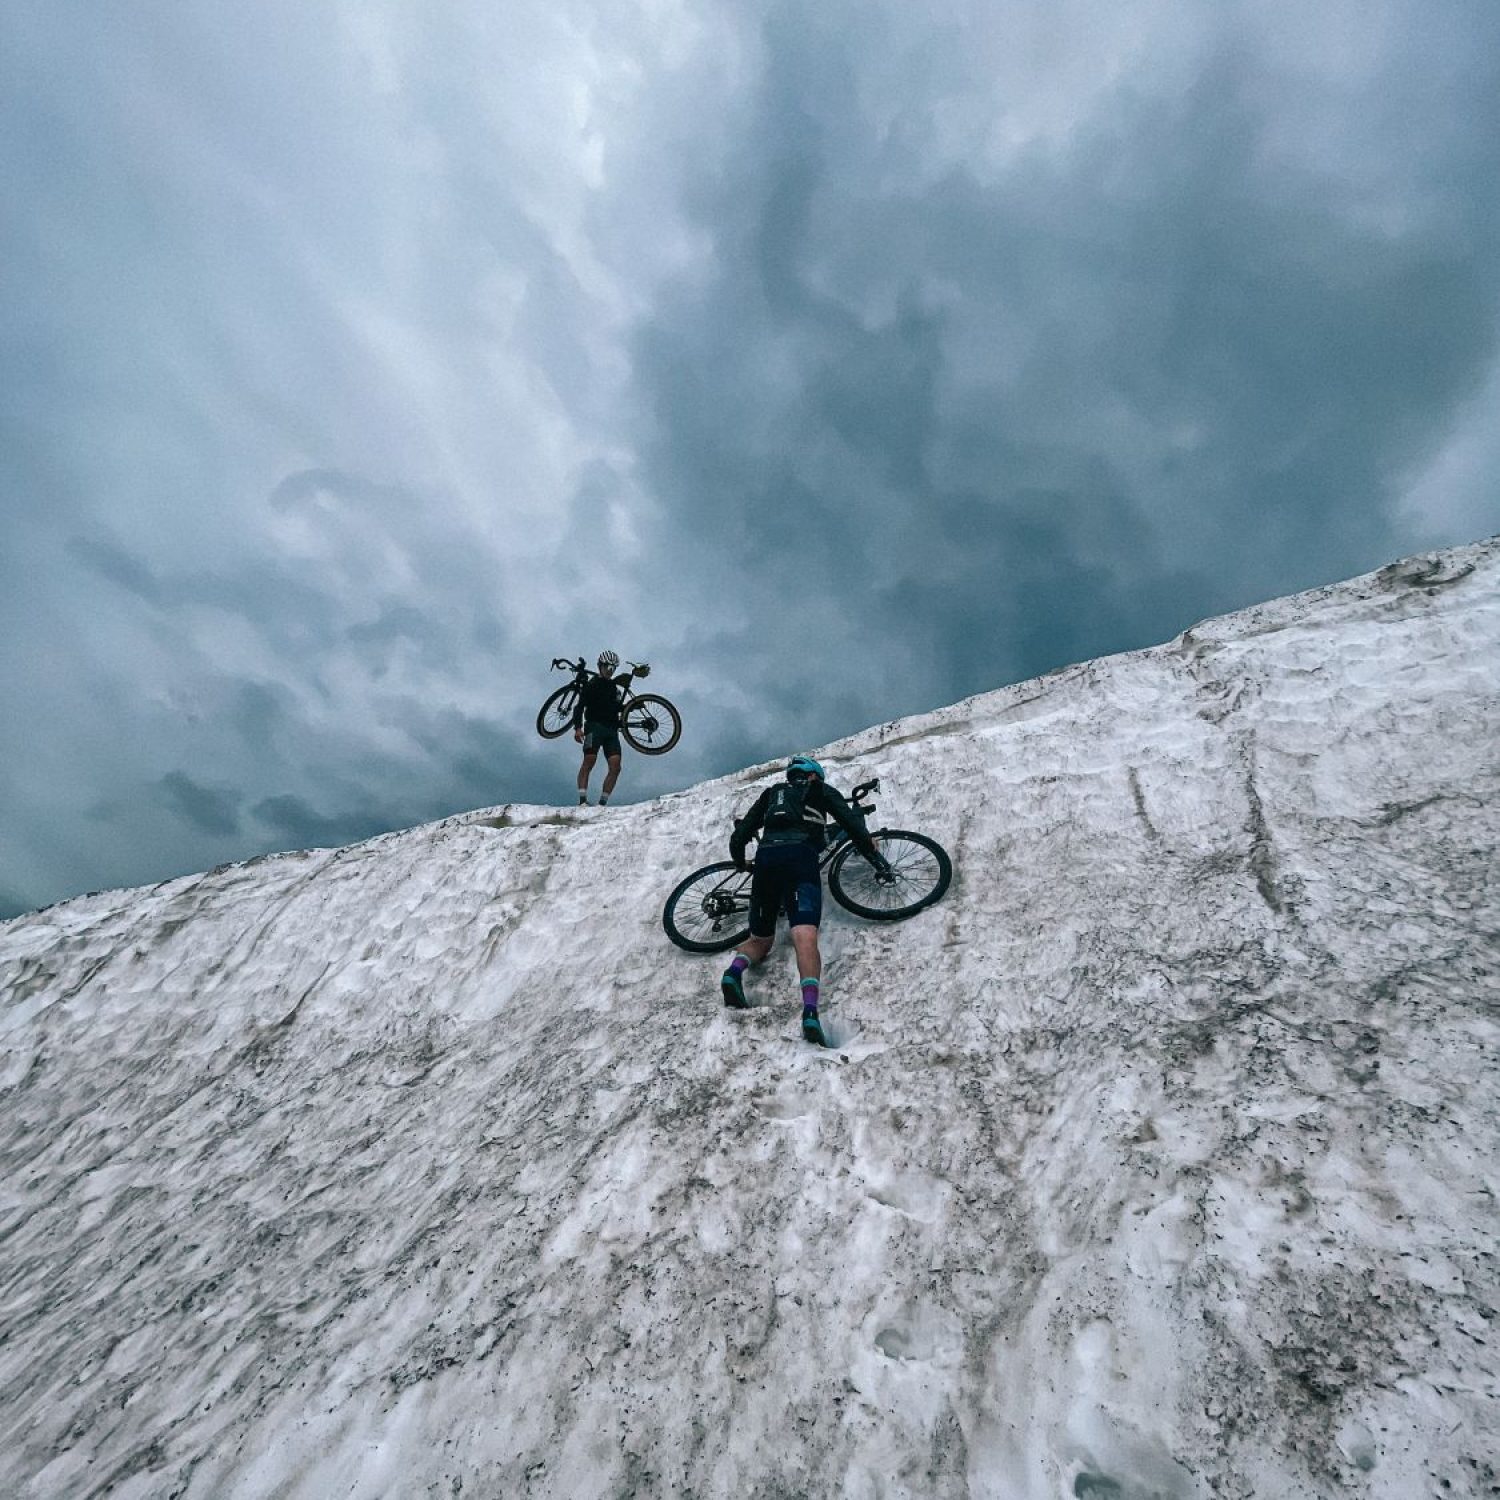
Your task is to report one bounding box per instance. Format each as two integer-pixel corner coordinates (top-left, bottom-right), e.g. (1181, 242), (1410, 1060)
(3, 0), (1498, 918)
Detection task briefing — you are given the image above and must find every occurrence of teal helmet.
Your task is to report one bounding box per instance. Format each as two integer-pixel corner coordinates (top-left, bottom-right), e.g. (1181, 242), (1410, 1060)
(787, 755), (825, 781)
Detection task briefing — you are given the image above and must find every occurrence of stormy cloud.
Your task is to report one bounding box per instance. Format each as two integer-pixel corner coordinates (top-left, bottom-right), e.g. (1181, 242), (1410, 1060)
(3, 0), (1498, 916)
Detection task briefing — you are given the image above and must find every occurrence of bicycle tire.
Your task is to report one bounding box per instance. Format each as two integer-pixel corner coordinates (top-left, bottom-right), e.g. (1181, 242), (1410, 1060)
(537, 685), (578, 739)
(621, 693), (683, 755)
(828, 829), (952, 921)
(663, 861), (752, 952)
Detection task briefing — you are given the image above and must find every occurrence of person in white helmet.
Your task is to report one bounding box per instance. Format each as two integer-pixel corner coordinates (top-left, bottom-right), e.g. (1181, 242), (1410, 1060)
(573, 650), (627, 805)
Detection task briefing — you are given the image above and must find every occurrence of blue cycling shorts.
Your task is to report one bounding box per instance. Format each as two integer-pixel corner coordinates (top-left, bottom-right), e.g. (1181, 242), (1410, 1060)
(749, 842), (822, 937)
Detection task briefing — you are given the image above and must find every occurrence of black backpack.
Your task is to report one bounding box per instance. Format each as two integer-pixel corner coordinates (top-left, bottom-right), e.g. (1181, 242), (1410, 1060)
(762, 779), (824, 843)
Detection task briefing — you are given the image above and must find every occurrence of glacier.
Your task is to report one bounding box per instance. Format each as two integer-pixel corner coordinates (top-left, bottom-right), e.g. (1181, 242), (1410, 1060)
(2, 539), (1498, 1499)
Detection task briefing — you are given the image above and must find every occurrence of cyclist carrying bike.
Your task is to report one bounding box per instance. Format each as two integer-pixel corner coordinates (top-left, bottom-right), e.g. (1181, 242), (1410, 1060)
(573, 650), (627, 805)
(721, 755), (893, 1046)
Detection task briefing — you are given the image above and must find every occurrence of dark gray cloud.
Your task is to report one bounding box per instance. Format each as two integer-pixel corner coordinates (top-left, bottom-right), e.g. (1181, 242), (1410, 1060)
(3, 0), (1499, 916)
(231, 680), (291, 755)
(628, 4), (1500, 742)
(0, 885), (28, 923)
(68, 535), (344, 648)
(250, 795), (391, 850)
(237, 703), (572, 854)
(160, 772), (243, 838)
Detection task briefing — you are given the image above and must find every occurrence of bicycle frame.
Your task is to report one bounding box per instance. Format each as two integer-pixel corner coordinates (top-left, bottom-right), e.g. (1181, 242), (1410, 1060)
(815, 778), (879, 864)
(662, 775), (951, 950)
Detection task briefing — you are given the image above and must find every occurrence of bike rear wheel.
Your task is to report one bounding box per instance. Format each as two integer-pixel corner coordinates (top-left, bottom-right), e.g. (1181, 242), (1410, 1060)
(622, 693), (682, 755)
(828, 830), (952, 921)
(663, 861), (752, 952)
(537, 685), (578, 739)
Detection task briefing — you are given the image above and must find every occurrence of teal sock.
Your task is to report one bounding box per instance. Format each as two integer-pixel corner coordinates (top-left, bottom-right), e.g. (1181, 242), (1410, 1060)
(801, 978), (820, 1013)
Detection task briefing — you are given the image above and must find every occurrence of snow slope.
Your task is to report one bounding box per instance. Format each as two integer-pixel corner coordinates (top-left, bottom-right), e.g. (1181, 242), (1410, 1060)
(3, 540), (1499, 1500)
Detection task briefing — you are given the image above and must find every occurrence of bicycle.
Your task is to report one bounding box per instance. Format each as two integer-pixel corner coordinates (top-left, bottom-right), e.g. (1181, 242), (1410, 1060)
(536, 656), (683, 755)
(662, 778), (952, 951)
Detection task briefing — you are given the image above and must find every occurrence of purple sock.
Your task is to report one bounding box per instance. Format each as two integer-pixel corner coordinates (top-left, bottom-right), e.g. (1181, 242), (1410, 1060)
(728, 955), (750, 977)
(801, 977), (820, 1012)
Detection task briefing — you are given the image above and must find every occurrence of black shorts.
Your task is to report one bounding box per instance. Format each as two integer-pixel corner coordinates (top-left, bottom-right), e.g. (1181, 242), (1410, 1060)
(748, 842), (822, 937)
(582, 722), (621, 757)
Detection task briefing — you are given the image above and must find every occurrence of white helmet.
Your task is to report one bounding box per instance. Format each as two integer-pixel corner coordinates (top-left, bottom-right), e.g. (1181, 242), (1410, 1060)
(597, 650), (619, 674)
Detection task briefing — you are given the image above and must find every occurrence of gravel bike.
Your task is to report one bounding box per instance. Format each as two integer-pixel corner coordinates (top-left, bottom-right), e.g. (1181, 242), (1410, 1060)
(662, 778), (952, 951)
(536, 657), (683, 755)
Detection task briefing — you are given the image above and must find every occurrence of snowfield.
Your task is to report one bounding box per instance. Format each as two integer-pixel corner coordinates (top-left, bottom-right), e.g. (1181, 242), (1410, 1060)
(3, 540), (1499, 1499)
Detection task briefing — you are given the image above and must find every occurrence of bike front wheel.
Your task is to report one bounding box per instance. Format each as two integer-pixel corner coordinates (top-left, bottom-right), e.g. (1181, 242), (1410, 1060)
(537, 685), (578, 739)
(663, 861), (752, 952)
(828, 830), (952, 921)
(622, 693), (683, 755)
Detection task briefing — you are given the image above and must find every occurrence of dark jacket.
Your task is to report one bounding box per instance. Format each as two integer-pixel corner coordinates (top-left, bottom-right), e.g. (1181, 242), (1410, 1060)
(730, 779), (881, 866)
(572, 672), (627, 731)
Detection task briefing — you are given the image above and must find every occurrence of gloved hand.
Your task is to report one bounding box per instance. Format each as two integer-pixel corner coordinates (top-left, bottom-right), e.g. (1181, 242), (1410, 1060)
(730, 839), (751, 873)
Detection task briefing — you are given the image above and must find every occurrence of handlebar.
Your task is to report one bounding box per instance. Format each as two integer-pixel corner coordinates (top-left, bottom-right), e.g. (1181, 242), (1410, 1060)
(551, 656), (651, 678)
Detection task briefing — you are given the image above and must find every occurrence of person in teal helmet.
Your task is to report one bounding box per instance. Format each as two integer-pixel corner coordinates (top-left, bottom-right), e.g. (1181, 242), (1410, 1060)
(721, 755), (892, 1045)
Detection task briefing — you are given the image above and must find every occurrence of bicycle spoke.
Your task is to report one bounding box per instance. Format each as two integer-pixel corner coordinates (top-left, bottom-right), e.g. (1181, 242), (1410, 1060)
(839, 842), (942, 913)
(622, 693), (682, 755)
(673, 876), (750, 942)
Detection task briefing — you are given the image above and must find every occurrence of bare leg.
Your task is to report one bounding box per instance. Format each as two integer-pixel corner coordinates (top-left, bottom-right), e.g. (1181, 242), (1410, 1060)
(735, 934), (774, 965)
(577, 749), (597, 797)
(601, 752), (622, 798)
(788, 925), (822, 982)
